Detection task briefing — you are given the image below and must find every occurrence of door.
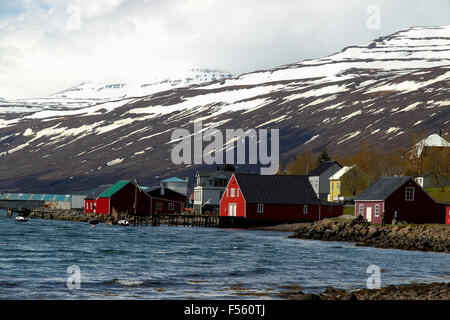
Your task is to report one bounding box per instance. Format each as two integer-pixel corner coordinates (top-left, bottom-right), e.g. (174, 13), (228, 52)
(228, 203), (236, 217)
(366, 206), (372, 222)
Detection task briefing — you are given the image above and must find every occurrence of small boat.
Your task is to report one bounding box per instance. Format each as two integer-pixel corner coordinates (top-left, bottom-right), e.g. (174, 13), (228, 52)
(89, 219), (99, 225)
(16, 216), (28, 222)
(118, 219), (129, 226)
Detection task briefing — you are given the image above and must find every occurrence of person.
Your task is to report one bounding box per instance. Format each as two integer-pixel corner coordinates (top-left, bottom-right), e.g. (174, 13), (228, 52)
(393, 211), (398, 225)
(381, 211), (385, 227)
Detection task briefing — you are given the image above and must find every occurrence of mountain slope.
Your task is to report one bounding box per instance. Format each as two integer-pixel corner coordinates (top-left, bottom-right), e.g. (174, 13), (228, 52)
(0, 26), (449, 192)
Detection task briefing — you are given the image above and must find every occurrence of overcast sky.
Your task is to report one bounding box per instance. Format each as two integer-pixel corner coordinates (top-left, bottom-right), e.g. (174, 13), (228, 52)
(0, 0), (449, 99)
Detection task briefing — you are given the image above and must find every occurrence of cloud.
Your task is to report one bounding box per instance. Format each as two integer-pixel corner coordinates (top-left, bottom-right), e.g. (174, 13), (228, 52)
(0, 0), (449, 99)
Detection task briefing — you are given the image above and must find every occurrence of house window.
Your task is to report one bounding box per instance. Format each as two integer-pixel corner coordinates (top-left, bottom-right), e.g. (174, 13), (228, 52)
(303, 205), (308, 214)
(230, 188), (236, 197)
(236, 189), (239, 197)
(168, 203), (174, 210)
(375, 204), (380, 217)
(156, 202), (162, 210)
(405, 187), (414, 201)
(257, 203), (264, 213)
(359, 204), (364, 216)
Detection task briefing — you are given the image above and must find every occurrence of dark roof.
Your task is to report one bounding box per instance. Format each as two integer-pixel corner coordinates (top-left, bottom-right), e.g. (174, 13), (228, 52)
(234, 173), (320, 205)
(85, 184), (113, 200)
(355, 177), (411, 201)
(308, 161), (341, 176)
(197, 169), (233, 178)
(147, 186), (187, 198)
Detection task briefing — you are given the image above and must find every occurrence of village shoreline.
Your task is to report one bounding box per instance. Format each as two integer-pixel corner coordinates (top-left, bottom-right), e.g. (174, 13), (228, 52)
(251, 218), (450, 254)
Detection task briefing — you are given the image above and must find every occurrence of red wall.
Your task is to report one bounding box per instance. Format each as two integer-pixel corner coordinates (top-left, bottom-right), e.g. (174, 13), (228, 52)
(109, 182), (151, 216)
(354, 201), (384, 224)
(220, 175), (246, 217)
(85, 199), (95, 213)
(385, 179), (445, 224)
(96, 198), (110, 215)
(151, 196), (185, 214)
(246, 203), (342, 221)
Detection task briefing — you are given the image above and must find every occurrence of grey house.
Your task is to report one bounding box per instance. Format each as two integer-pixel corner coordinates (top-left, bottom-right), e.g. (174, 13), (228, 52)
(308, 161), (342, 200)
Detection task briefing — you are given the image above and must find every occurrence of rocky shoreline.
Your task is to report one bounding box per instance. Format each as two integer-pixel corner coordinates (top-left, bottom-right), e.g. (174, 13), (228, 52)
(278, 282), (450, 300)
(287, 218), (450, 253)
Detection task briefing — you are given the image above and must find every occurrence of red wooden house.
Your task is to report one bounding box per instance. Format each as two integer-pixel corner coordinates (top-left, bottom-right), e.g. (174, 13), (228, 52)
(219, 173), (342, 227)
(146, 186), (187, 214)
(95, 180), (151, 216)
(354, 176), (447, 224)
(84, 184), (112, 213)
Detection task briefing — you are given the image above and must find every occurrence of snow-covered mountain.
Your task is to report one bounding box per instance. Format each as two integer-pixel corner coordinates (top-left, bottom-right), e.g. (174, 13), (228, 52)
(50, 69), (234, 99)
(0, 26), (449, 192)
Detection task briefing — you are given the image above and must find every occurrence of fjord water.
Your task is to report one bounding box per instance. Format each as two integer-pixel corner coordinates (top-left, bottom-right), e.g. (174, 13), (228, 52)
(0, 213), (448, 299)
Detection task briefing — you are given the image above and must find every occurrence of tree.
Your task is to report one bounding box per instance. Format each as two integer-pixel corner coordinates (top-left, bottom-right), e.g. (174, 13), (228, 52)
(423, 147), (450, 189)
(285, 150), (316, 175)
(340, 166), (370, 197)
(318, 148), (331, 164)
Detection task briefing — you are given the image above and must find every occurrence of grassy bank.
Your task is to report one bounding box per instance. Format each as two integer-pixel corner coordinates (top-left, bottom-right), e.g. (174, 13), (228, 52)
(426, 186), (450, 204)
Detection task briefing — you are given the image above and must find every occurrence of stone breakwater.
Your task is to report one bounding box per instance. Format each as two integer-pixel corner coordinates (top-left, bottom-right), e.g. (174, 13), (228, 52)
(288, 218), (450, 253)
(28, 209), (104, 222)
(279, 282), (450, 300)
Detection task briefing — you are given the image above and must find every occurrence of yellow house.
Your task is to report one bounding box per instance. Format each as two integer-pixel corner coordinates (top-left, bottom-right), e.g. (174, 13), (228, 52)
(329, 165), (369, 202)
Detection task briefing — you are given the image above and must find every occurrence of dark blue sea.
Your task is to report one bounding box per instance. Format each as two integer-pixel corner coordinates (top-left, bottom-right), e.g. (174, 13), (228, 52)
(0, 210), (449, 299)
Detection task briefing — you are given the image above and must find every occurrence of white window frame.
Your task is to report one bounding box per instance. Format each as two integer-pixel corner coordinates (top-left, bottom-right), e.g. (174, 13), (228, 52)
(359, 204), (364, 216)
(375, 204), (380, 217)
(168, 202), (174, 210)
(303, 205), (308, 215)
(405, 187), (414, 201)
(156, 202), (162, 210)
(257, 203), (264, 213)
(230, 188), (236, 197)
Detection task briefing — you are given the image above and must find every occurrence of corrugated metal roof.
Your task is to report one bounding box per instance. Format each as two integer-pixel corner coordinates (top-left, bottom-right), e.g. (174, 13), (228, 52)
(98, 180), (131, 198)
(55, 195), (70, 202)
(234, 173), (320, 205)
(43, 194), (56, 201)
(355, 177), (411, 201)
(0, 193), (71, 202)
(308, 161), (341, 176)
(161, 177), (186, 183)
(32, 194), (45, 200)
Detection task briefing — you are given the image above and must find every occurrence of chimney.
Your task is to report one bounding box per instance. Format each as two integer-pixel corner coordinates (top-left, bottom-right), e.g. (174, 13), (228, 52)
(438, 129), (443, 137)
(161, 186), (165, 196)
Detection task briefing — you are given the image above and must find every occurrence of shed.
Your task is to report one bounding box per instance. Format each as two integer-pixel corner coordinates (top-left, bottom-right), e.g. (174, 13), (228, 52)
(354, 176), (446, 224)
(84, 184), (113, 213)
(147, 186), (187, 214)
(95, 180), (151, 216)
